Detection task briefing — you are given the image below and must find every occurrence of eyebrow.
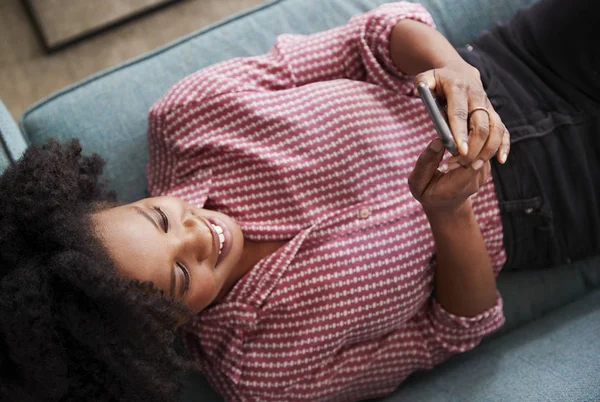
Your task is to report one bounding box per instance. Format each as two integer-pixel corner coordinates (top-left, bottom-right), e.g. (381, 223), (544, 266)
(132, 206), (176, 297)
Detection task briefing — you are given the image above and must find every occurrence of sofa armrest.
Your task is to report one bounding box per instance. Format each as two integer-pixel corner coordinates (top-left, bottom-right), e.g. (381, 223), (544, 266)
(0, 99), (28, 172)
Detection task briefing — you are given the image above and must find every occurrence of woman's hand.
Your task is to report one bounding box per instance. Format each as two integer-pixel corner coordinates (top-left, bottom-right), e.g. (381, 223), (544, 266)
(410, 138), (499, 318)
(415, 61), (510, 169)
(408, 139), (491, 214)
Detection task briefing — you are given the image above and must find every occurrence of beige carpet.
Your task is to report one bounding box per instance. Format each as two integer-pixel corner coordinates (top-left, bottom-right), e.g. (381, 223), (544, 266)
(0, 0), (264, 120)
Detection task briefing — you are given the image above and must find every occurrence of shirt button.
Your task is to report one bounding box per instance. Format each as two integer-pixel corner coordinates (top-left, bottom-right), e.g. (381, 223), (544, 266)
(358, 208), (371, 220)
(524, 208), (534, 214)
(466, 44), (474, 52)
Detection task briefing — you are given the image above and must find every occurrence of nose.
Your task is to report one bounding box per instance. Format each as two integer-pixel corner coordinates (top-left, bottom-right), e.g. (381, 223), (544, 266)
(181, 212), (213, 262)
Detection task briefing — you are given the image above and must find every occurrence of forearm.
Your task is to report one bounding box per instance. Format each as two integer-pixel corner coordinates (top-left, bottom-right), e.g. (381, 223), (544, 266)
(425, 200), (497, 317)
(390, 19), (464, 75)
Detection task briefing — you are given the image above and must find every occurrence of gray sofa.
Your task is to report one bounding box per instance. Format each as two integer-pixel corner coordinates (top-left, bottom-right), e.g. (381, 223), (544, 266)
(1, 0), (599, 400)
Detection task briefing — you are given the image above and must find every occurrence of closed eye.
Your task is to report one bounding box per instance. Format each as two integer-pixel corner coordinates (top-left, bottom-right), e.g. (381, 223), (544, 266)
(177, 262), (190, 295)
(153, 206), (169, 233)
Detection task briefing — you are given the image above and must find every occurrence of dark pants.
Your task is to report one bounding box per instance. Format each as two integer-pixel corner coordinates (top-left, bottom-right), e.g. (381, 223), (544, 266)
(458, 0), (600, 270)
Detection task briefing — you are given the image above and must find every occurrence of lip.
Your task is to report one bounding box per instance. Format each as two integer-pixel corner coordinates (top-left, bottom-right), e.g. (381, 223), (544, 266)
(200, 217), (220, 266)
(204, 216), (232, 266)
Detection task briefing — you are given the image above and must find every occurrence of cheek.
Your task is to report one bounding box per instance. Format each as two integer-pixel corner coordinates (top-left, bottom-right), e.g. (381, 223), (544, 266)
(186, 269), (219, 313)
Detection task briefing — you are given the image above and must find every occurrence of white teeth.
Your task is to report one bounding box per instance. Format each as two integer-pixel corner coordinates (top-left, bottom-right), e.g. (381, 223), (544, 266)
(210, 223), (225, 254)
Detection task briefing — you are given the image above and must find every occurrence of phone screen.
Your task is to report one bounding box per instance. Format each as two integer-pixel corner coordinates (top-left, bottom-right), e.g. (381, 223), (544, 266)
(416, 82), (459, 156)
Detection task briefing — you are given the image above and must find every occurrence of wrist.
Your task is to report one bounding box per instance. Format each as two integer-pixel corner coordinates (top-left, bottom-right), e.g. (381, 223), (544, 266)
(443, 59), (481, 78)
(423, 200), (474, 226)
(428, 55), (466, 71)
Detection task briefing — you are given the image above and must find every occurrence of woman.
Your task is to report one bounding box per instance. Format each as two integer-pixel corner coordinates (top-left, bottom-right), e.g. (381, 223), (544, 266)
(1, 0), (598, 400)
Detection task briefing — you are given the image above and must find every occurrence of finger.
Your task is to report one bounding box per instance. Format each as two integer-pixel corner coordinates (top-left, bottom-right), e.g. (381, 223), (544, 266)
(414, 70), (437, 93)
(447, 162), (462, 171)
(463, 89), (494, 161)
(469, 161), (491, 193)
(408, 139), (445, 197)
(443, 80), (470, 156)
(471, 109), (504, 168)
(436, 165), (480, 201)
(465, 110), (489, 165)
(443, 160), (490, 198)
(447, 155), (461, 164)
(481, 160), (492, 185)
(497, 127), (511, 164)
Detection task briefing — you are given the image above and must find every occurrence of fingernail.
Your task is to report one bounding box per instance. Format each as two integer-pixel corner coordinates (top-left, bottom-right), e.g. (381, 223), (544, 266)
(500, 152), (508, 163)
(460, 140), (469, 155)
(430, 139), (443, 152)
(472, 159), (484, 170)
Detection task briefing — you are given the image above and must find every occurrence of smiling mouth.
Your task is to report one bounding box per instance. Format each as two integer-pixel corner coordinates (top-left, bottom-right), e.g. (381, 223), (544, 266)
(209, 223), (225, 254)
(204, 216), (233, 265)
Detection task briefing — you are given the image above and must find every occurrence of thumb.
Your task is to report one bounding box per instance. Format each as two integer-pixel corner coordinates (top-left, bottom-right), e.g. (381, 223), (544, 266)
(408, 139), (444, 196)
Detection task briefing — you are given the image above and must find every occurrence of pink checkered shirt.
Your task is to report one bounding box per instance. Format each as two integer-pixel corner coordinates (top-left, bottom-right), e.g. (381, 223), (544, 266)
(146, 2), (506, 401)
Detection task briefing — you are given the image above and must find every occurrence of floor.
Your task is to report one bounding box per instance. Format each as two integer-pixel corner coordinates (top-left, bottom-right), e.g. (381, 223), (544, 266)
(0, 0), (264, 120)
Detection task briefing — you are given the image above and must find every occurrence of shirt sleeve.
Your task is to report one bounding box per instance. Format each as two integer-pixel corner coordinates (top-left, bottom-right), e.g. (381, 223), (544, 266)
(414, 291), (505, 360)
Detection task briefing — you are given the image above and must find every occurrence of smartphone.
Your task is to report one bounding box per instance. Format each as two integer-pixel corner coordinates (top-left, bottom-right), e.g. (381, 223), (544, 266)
(416, 81), (459, 156)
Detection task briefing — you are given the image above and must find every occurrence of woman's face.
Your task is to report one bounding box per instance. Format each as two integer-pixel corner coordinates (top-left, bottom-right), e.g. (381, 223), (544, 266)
(93, 196), (244, 315)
